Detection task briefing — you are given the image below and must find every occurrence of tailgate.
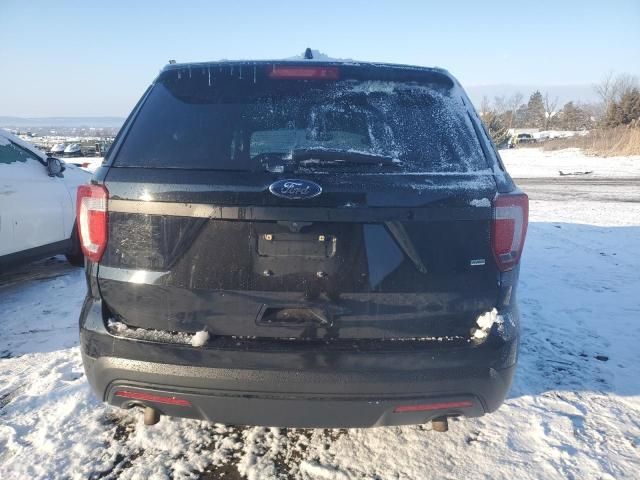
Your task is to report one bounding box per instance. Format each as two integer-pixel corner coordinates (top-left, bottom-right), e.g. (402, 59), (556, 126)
(98, 169), (498, 341)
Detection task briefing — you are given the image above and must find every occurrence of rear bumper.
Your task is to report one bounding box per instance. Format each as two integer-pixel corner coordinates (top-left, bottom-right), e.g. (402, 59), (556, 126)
(80, 297), (519, 428)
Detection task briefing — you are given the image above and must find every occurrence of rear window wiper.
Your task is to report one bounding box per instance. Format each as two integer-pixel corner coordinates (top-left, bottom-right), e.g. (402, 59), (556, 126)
(292, 148), (401, 167)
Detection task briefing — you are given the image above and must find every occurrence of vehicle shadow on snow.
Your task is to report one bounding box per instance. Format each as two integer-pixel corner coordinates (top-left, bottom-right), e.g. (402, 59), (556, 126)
(508, 222), (640, 399)
(0, 255), (78, 288)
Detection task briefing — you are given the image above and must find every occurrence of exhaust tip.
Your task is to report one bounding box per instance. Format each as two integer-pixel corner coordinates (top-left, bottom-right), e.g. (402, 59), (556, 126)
(432, 416), (448, 432)
(144, 406), (161, 426)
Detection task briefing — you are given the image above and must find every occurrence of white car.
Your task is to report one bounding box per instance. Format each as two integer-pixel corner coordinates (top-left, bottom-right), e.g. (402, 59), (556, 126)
(0, 129), (92, 268)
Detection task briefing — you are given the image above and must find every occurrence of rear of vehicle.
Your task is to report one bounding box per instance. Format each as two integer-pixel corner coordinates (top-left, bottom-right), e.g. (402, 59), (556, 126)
(79, 61), (528, 428)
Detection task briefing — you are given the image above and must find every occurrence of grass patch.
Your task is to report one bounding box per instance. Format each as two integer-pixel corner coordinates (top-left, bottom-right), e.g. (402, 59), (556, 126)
(537, 128), (640, 156)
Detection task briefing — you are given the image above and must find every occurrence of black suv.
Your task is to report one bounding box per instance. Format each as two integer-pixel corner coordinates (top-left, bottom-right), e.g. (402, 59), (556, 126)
(79, 58), (528, 430)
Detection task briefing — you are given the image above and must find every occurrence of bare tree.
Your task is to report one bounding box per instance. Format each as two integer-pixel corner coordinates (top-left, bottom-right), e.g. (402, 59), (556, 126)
(480, 95), (492, 116)
(493, 95), (508, 115)
(543, 93), (559, 130)
(506, 92), (524, 129)
(612, 73), (640, 101)
(594, 72), (640, 121)
(594, 71), (616, 108)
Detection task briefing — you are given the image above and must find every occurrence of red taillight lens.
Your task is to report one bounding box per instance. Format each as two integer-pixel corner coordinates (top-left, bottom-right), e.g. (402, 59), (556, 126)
(76, 184), (108, 262)
(492, 193), (528, 271)
(267, 65), (339, 79)
(394, 401), (473, 413)
(114, 390), (191, 407)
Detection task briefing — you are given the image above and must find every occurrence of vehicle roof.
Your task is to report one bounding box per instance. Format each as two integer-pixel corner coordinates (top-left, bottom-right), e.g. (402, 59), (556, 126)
(0, 128), (46, 160)
(161, 58), (453, 79)
(159, 60), (460, 93)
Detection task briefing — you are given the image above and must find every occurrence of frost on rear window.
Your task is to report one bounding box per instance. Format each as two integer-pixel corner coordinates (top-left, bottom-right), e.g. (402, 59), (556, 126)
(115, 73), (488, 173)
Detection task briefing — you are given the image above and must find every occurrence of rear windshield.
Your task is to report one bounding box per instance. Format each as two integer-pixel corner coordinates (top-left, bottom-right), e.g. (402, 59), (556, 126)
(114, 66), (488, 173)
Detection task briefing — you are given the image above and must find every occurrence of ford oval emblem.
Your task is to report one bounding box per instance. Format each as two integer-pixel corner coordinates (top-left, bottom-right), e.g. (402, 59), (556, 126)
(269, 179), (322, 200)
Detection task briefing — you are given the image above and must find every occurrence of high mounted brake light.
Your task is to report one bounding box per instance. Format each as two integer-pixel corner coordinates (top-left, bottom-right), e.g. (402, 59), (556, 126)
(77, 184), (108, 262)
(268, 65), (339, 79)
(492, 193), (529, 272)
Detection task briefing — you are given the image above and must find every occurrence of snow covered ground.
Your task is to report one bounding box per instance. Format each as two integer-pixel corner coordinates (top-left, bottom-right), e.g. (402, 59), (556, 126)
(67, 156), (103, 173)
(1, 149), (639, 479)
(500, 147), (640, 178)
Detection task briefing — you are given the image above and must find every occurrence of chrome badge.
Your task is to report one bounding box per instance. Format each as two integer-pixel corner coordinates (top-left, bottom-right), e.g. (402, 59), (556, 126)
(269, 179), (322, 200)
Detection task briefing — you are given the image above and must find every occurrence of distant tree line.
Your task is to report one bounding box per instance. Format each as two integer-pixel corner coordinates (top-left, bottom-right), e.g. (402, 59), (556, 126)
(479, 72), (640, 145)
(596, 72), (640, 128)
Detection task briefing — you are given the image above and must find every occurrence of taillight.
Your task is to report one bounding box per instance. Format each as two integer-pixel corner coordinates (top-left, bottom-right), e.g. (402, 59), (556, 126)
(77, 184), (108, 262)
(492, 193), (529, 272)
(267, 65), (339, 79)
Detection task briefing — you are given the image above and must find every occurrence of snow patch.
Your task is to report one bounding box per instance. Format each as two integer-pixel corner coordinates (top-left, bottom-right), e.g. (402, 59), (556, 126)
(472, 308), (503, 340)
(190, 330), (210, 347)
(107, 320), (209, 347)
(107, 319), (192, 344)
(500, 147), (640, 178)
(285, 50), (353, 62)
(299, 461), (349, 480)
(387, 335), (467, 342)
(470, 198), (491, 207)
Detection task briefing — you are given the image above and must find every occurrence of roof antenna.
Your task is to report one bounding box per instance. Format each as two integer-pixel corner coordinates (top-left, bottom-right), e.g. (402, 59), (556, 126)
(304, 48), (313, 60)
(168, 59), (176, 65)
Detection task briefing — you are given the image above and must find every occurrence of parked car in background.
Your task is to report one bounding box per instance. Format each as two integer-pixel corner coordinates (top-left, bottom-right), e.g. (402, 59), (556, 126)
(0, 129), (90, 268)
(79, 57), (528, 430)
(63, 143), (83, 157)
(50, 143), (66, 156)
(514, 133), (536, 145)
